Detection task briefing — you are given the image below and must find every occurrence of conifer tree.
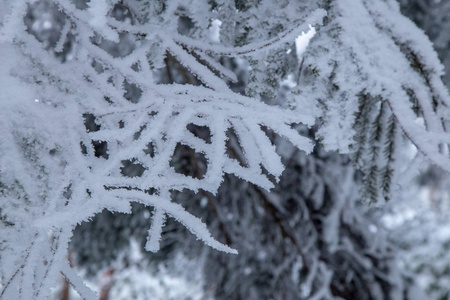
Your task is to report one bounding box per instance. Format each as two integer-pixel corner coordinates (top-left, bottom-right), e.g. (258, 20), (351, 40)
(1, 0), (449, 299)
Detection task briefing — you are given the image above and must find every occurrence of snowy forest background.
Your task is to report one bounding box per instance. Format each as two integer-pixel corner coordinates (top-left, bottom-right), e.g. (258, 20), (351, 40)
(2, 0), (450, 299)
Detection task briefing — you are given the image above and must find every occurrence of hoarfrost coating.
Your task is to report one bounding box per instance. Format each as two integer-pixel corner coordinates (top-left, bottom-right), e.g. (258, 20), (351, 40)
(1, 0), (449, 299)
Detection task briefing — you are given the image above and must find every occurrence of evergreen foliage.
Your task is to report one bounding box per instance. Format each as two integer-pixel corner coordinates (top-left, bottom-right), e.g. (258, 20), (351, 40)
(0, 0), (449, 299)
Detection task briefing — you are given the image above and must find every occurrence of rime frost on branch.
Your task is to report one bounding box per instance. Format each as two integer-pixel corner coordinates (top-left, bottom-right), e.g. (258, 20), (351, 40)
(0, 1), (324, 298)
(1, 0), (450, 298)
(299, 0), (450, 202)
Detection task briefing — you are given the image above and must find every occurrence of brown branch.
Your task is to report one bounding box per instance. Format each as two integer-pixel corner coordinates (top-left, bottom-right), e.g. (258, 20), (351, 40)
(60, 252), (73, 300)
(98, 268), (115, 300)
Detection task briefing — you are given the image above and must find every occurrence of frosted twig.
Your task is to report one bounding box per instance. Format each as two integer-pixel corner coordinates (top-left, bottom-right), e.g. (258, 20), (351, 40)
(172, 9), (326, 57)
